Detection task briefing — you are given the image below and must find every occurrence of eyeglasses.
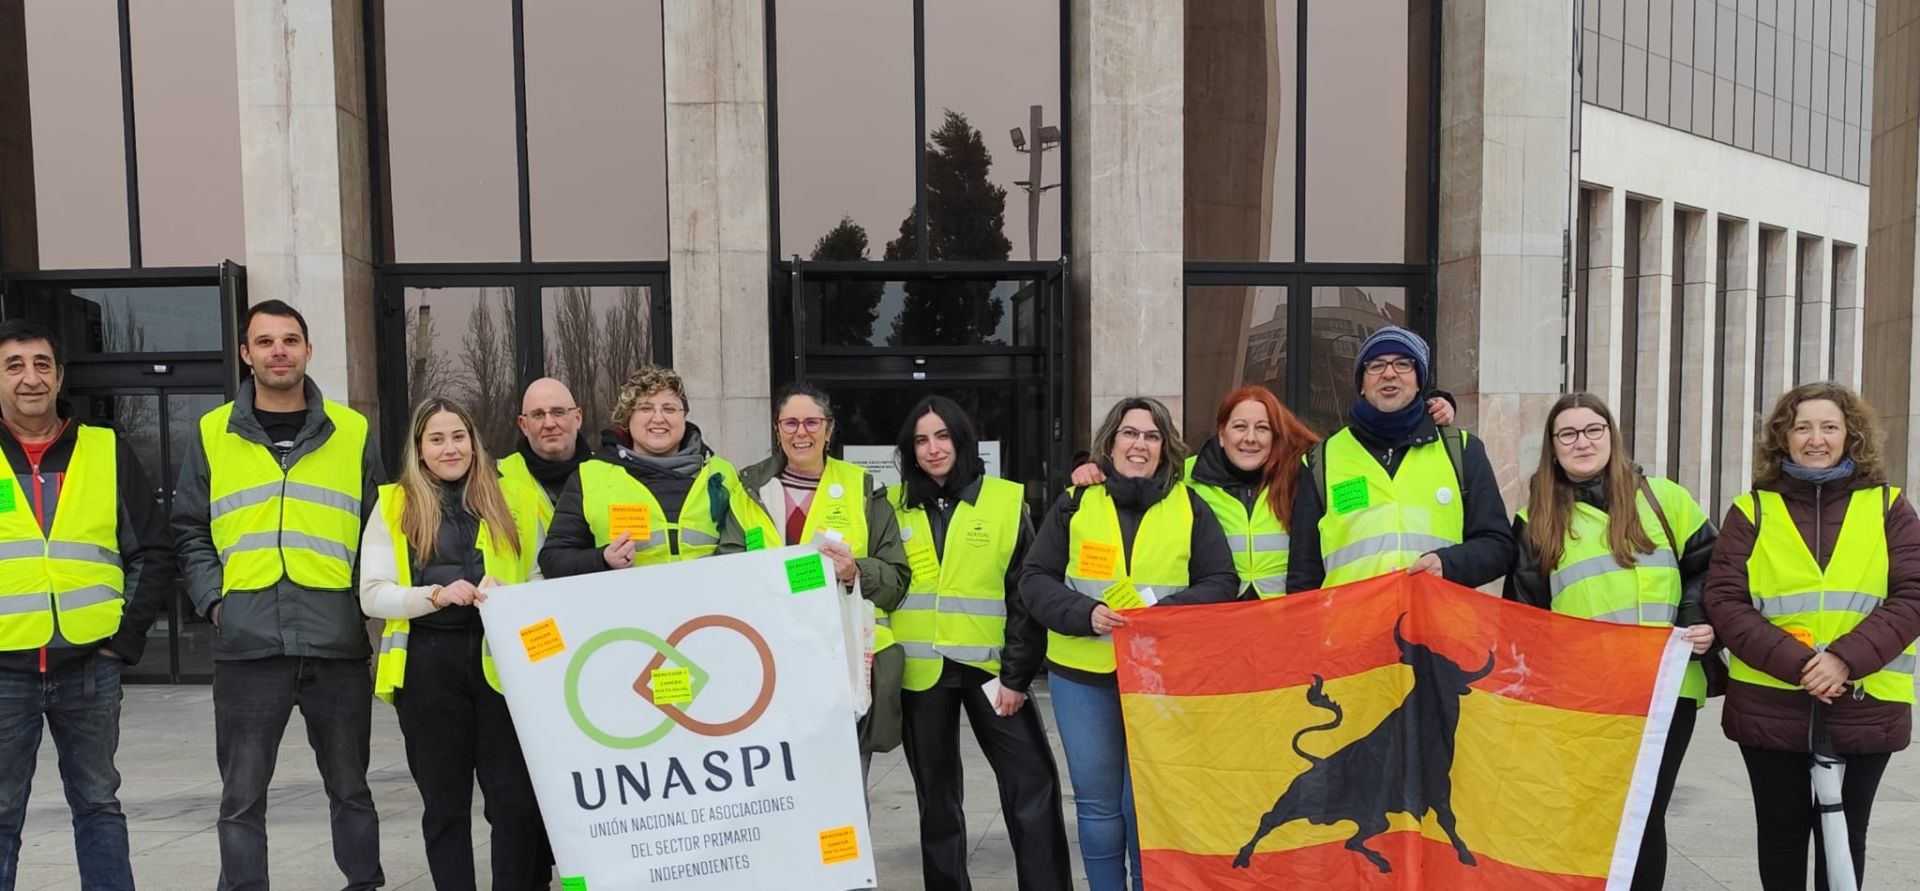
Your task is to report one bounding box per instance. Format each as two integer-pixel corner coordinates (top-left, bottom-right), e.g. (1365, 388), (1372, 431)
(633, 403), (685, 418)
(1362, 358), (1417, 377)
(778, 417), (828, 434)
(1553, 423), (1610, 446)
(1115, 427), (1163, 445)
(521, 407), (577, 423)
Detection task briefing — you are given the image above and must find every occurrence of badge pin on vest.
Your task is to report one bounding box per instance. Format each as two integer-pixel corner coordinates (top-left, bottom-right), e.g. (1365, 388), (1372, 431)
(1436, 487), (1454, 505)
(900, 526), (914, 541)
(828, 483), (845, 499)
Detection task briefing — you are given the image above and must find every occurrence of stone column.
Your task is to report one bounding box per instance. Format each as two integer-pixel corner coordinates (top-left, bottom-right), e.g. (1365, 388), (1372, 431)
(662, 0), (772, 464)
(1435, 0), (1574, 509)
(234, 0), (377, 421)
(1070, 0), (1184, 438)
(1758, 228), (1798, 406)
(1581, 187), (1628, 411)
(0, 0), (36, 270)
(1795, 236), (1832, 383)
(1676, 208), (1718, 498)
(1715, 219), (1759, 516)
(1831, 245), (1862, 389)
(1630, 200), (1675, 479)
(1864, 0), (1920, 483)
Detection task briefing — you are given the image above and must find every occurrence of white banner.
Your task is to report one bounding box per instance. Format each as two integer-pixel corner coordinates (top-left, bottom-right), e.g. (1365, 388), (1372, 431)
(478, 546), (877, 890)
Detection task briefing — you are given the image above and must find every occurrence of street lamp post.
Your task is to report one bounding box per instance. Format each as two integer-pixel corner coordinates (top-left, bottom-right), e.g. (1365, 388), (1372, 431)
(1011, 104), (1061, 261)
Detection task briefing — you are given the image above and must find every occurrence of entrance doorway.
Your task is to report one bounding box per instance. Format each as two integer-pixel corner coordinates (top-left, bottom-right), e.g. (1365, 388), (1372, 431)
(2, 263), (245, 683)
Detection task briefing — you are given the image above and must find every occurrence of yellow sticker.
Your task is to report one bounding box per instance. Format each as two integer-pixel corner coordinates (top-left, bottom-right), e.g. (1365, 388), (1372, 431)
(520, 618), (566, 663)
(819, 825), (860, 865)
(1786, 626), (1816, 648)
(608, 503), (651, 540)
(907, 543), (940, 586)
(648, 666), (694, 704)
(1103, 581), (1146, 612)
(1078, 541), (1119, 580)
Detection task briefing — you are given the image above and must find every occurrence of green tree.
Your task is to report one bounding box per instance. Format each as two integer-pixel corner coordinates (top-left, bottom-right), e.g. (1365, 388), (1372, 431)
(885, 110), (1012, 346)
(809, 216), (883, 346)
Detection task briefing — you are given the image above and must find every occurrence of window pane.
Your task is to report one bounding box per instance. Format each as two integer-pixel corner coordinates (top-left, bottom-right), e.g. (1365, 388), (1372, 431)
(1673, 0), (1696, 64)
(1625, 46), (1649, 115)
(22, 285), (225, 355)
(1305, 286), (1409, 434)
(1755, 90), (1775, 154)
(1715, 77), (1735, 140)
(1628, 0), (1650, 46)
(1583, 30), (1602, 103)
(1600, 36), (1626, 106)
(524, 0), (668, 261)
(383, 0), (520, 262)
(1693, 69), (1715, 136)
(1187, 0), (1296, 261)
(924, 0), (1062, 261)
(803, 278), (1034, 348)
(129, 0), (244, 267)
(403, 287), (520, 456)
(1651, 0), (1674, 53)
(1306, 0), (1424, 262)
(1735, 84), (1755, 147)
(776, 0), (915, 260)
(1756, 24), (1775, 94)
(1648, 55), (1672, 123)
(542, 286), (656, 434)
(1671, 58), (1695, 125)
(1736, 12), (1757, 85)
(24, 0), (128, 268)
(1183, 286), (1287, 442)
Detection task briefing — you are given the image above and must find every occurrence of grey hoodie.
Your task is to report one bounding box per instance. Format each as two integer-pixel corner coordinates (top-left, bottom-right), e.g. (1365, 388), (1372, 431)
(171, 378), (384, 661)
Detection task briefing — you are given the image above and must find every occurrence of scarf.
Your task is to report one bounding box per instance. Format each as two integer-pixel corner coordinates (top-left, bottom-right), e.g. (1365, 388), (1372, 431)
(1347, 398), (1426, 447)
(515, 434), (591, 492)
(1102, 461), (1173, 511)
(1781, 458), (1856, 485)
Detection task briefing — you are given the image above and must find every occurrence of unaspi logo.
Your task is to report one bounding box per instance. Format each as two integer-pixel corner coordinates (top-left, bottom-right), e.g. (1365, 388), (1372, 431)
(565, 615), (777, 749)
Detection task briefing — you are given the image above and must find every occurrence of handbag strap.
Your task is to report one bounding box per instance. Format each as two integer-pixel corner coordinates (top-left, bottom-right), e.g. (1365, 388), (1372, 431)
(1637, 476), (1681, 556)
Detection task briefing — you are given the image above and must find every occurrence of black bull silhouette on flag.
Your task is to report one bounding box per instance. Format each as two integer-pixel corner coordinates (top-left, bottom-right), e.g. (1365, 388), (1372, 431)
(1232, 614), (1496, 874)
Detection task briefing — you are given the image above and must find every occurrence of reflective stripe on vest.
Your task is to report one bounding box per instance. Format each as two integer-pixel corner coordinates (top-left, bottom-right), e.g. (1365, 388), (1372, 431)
(1520, 476), (1711, 701)
(1316, 429), (1465, 586)
(1184, 456), (1289, 599)
(1729, 487), (1915, 704)
(201, 401), (367, 592)
(579, 455), (738, 565)
(496, 453), (555, 522)
(372, 477), (544, 704)
(1054, 484), (1193, 674)
(886, 477), (1021, 691)
(799, 460), (894, 652)
(0, 426), (126, 650)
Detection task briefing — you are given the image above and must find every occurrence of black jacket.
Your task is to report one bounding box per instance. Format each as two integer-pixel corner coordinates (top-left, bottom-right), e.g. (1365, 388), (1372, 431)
(906, 475), (1046, 693)
(1502, 471), (1717, 626)
(538, 427), (732, 579)
(1285, 415), (1515, 592)
(0, 411), (175, 671)
(408, 479), (486, 629)
(1019, 472), (1241, 684)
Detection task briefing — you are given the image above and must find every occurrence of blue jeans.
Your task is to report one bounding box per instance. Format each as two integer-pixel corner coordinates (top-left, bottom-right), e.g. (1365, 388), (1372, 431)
(1048, 673), (1142, 891)
(0, 654), (132, 891)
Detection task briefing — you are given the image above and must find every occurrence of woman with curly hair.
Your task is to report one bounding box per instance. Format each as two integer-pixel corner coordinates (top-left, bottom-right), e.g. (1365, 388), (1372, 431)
(1706, 381), (1920, 890)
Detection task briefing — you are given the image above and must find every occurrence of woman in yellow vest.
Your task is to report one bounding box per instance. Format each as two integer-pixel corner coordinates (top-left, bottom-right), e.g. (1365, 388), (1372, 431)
(359, 397), (550, 891)
(1705, 382), (1920, 891)
(715, 382), (909, 765)
(538, 365), (744, 577)
(1019, 396), (1239, 891)
(1503, 393), (1717, 891)
(886, 395), (1071, 891)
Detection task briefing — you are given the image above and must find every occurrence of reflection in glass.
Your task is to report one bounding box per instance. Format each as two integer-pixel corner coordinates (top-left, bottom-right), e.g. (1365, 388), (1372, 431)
(382, 0), (521, 262)
(24, 0), (130, 268)
(1305, 0), (1424, 263)
(23, 286), (224, 355)
(1186, 0), (1296, 262)
(67, 391), (162, 680)
(168, 392), (224, 679)
(404, 287), (519, 456)
(524, 0), (668, 261)
(924, 0), (1062, 260)
(888, 111), (1014, 263)
(129, 0), (244, 267)
(775, 0), (914, 258)
(1182, 286), (1287, 443)
(1304, 286), (1408, 434)
(804, 279), (1029, 348)
(828, 383), (1044, 509)
(541, 286), (655, 435)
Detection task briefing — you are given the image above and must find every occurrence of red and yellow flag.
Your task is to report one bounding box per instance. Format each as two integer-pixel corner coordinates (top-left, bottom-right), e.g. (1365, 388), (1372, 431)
(1114, 573), (1690, 890)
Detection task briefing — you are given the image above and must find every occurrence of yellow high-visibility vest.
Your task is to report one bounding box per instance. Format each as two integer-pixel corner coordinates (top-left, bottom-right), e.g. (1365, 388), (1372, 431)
(0, 426), (125, 650)
(887, 477), (1022, 691)
(1184, 455), (1288, 598)
(580, 455), (740, 565)
(1315, 428), (1464, 586)
(495, 452), (555, 522)
(731, 459), (896, 651)
(200, 400), (366, 592)
(1054, 484), (1193, 674)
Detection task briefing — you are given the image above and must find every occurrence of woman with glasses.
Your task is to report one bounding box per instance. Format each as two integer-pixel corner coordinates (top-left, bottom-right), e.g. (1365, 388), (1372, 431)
(1503, 392), (1716, 891)
(1019, 396), (1239, 891)
(716, 382), (911, 763)
(1706, 382), (1920, 890)
(538, 365), (746, 577)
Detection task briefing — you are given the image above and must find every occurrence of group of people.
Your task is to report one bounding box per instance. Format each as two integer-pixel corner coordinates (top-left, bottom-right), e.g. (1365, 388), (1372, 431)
(0, 303), (1913, 891)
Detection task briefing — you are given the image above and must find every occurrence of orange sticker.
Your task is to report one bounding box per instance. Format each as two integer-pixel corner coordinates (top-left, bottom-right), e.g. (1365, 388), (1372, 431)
(608, 503), (651, 540)
(1786, 626), (1816, 647)
(520, 618), (566, 663)
(1078, 541), (1119, 580)
(819, 825), (860, 865)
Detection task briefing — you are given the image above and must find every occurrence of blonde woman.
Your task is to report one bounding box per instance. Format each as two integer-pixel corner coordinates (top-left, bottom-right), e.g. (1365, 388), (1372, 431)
(359, 397), (550, 891)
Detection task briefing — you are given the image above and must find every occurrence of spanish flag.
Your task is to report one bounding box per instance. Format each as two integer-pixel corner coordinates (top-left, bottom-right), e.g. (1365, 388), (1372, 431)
(1114, 573), (1690, 890)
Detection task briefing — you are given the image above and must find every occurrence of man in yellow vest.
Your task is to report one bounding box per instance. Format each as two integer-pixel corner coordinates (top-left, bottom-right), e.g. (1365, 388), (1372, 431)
(0, 321), (174, 890)
(171, 301), (385, 891)
(499, 377), (589, 516)
(1286, 326), (1514, 592)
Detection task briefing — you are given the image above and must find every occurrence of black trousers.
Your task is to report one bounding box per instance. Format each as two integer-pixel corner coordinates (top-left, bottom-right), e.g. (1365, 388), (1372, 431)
(1740, 744), (1892, 891)
(394, 625), (551, 891)
(900, 667), (1072, 891)
(1631, 699), (1697, 891)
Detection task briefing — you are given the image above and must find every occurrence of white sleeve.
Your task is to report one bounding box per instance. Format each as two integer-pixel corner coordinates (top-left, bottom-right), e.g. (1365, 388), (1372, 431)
(358, 493), (440, 619)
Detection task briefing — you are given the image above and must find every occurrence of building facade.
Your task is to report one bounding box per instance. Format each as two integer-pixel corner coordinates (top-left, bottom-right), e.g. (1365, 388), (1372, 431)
(1, 0), (1915, 682)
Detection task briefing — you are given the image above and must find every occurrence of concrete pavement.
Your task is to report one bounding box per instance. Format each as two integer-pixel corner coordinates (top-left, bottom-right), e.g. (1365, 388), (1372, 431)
(9, 683), (1919, 889)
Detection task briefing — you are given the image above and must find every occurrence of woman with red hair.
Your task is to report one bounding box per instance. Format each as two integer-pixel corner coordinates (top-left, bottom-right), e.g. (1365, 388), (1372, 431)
(1073, 387), (1450, 598)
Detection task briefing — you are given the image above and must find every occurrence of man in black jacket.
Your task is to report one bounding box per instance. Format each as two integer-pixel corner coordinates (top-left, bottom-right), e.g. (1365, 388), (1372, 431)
(0, 321), (174, 890)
